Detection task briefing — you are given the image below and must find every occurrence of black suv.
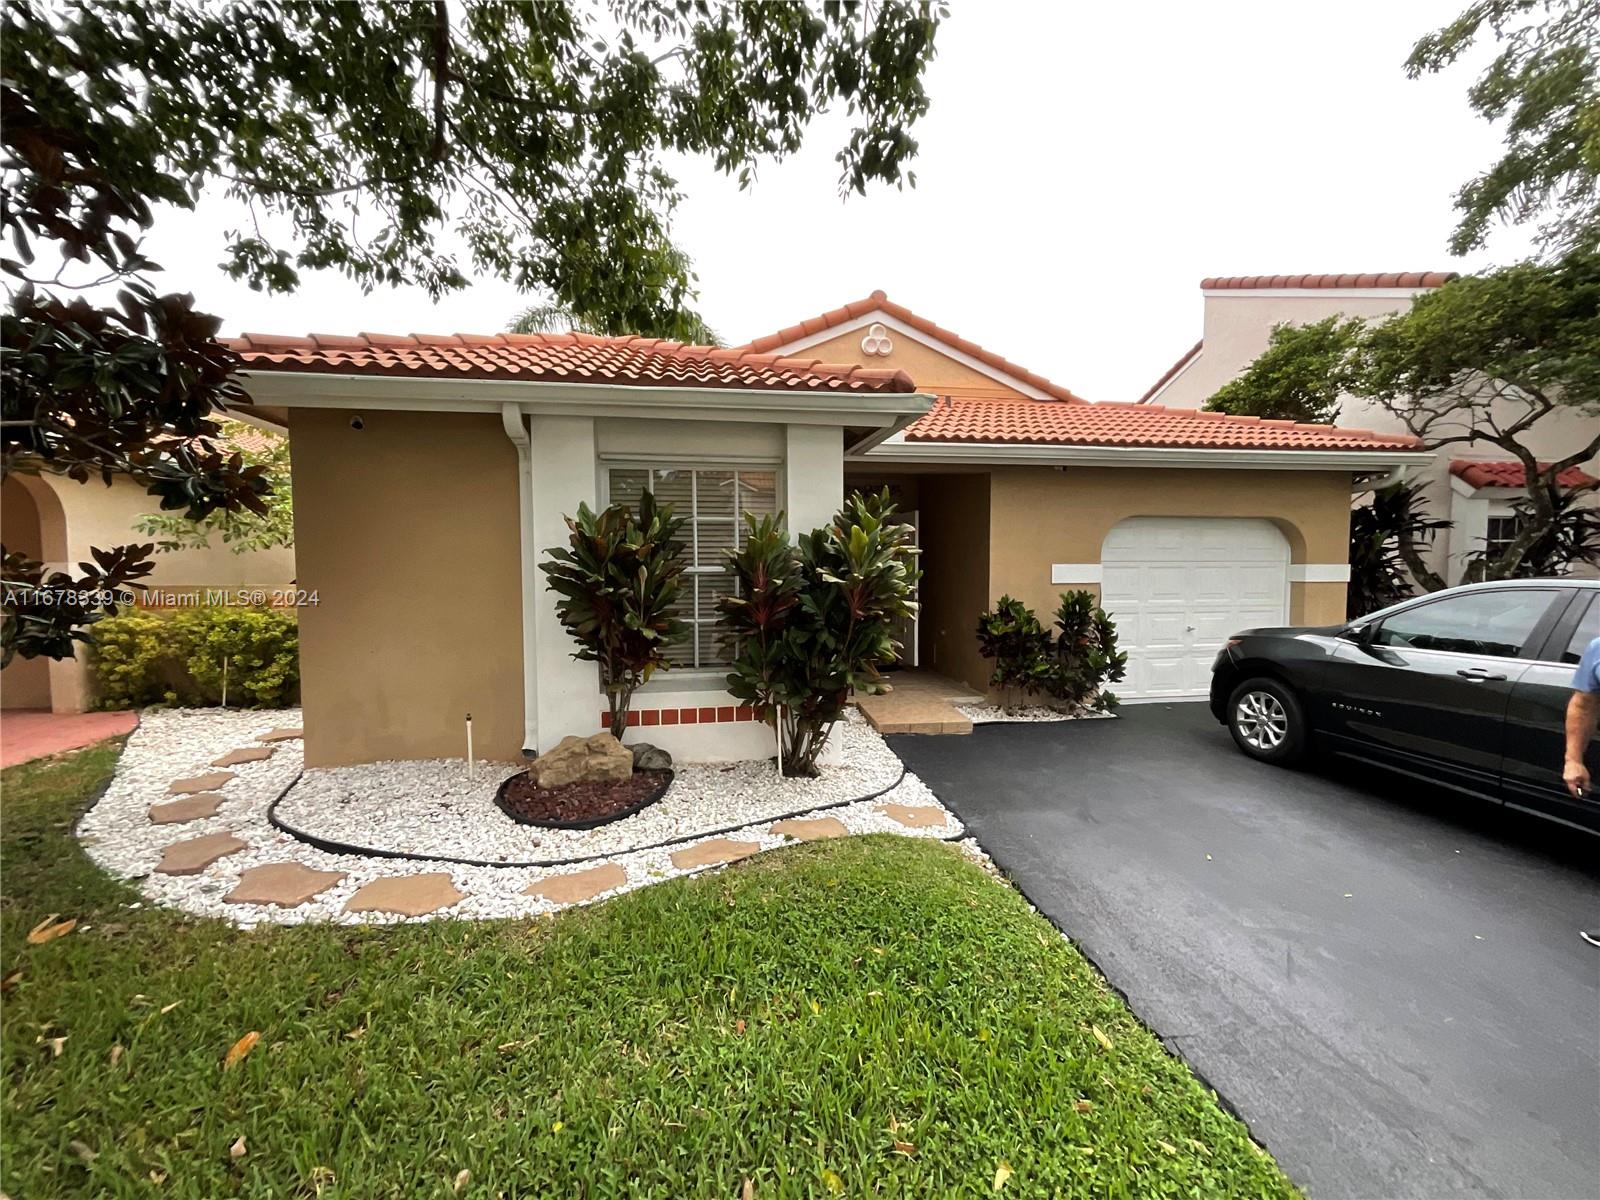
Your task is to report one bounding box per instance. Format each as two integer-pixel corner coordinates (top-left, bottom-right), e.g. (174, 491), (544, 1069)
(1210, 579), (1600, 834)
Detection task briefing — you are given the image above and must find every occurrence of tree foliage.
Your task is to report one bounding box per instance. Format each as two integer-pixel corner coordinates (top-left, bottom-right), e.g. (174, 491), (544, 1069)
(2, 0), (943, 661)
(1216, 257), (1600, 583)
(1463, 482), (1600, 578)
(135, 427), (294, 554)
(1204, 317), (1365, 424)
(1356, 253), (1600, 579)
(540, 492), (689, 739)
(1346, 482), (1453, 617)
(1408, 0), (1600, 256)
(721, 490), (920, 777)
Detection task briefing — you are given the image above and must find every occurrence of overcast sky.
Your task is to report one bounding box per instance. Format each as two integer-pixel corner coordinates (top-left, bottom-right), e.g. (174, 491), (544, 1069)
(122, 0), (1535, 401)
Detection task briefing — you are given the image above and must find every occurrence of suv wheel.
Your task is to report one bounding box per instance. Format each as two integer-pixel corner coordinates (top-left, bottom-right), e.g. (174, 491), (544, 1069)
(1227, 678), (1307, 765)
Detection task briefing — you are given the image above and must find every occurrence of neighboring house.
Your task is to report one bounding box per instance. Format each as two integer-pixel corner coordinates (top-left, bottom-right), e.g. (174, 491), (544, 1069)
(228, 297), (1422, 768)
(1, 419), (295, 713)
(1140, 273), (1600, 584)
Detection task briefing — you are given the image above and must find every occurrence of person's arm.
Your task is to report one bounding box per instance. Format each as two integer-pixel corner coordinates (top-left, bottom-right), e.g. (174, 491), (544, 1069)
(1567, 690), (1598, 799)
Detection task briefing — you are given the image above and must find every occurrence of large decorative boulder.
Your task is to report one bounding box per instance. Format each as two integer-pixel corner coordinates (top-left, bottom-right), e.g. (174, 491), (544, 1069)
(529, 733), (633, 789)
(630, 743), (673, 772)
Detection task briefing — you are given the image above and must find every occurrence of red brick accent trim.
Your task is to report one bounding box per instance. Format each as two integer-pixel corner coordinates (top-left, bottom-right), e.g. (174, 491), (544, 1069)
(599, 705), (765, 731)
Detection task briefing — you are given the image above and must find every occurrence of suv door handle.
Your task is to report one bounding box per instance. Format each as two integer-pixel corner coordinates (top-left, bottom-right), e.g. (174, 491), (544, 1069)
(1456, 667), (1507, 682)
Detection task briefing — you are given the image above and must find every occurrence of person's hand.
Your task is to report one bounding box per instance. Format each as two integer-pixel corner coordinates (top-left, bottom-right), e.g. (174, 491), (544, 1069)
(1565, 757), (1591, 799)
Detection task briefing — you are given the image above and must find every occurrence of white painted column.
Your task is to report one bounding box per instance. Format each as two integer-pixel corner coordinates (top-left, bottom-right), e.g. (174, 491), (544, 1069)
(783, 424), (844, 534)
(528, 415), (599, 750)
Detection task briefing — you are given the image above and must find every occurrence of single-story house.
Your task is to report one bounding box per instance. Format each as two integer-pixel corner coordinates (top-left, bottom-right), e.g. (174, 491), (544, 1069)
(230, 291), (1424, 767)
(1, 419), (295, 714)
(1139, 272), (1600, 584)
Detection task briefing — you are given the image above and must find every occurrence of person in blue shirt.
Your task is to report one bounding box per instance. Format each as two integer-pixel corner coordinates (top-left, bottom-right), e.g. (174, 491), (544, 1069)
(1568, 635), (1599, 948)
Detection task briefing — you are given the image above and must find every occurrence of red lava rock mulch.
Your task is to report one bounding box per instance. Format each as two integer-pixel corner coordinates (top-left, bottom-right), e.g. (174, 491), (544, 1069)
(497, 769), (672, 829)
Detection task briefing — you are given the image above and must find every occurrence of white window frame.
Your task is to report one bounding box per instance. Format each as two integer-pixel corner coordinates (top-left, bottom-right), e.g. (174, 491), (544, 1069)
(601, 459), (784, 673)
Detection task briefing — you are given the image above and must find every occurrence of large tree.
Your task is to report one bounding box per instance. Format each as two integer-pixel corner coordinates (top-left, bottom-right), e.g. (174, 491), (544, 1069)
(1408, 0), (1600, 256)
(2, 0), (944, 665)
(1356, 253), (1600, 582)
(1203, 316), (1365, 424)
(1208, 256), (1600, 586)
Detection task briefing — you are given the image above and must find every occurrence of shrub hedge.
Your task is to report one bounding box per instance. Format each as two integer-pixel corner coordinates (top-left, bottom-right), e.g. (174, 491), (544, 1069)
(88, 605), (299, 709)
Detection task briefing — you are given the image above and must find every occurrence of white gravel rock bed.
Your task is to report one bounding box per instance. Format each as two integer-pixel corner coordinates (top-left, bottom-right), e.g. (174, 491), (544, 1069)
(276, 711), (906, 863)
(75, 707), (965, 928)
(956, 703), (1116, 725)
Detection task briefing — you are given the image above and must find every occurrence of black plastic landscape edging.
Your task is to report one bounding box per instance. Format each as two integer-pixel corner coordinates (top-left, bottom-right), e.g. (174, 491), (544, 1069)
(265, 765), (911, 870)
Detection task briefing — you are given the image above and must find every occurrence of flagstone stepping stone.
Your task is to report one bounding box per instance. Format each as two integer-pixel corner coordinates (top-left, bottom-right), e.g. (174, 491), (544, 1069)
(167, 771), (235, 795)
(770, 816), (848, 841)
(212, 746), (276, 767)
(148, 793), (225, 825)
(156, 832), (248, 876)
(257, 727), (303, 743)
(669, 838), (761, 871)
(343, 873), (463, 917)
(524, 863), (627, 905)
(226, 863), (346, 908)
(876, 803), (948, 829)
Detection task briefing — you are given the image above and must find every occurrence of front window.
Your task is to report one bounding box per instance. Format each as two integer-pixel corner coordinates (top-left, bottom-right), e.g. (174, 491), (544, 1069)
(1371, 588), (1557, 659)
(1485, 512), (1524, 560)
(607, 466), (778, 669)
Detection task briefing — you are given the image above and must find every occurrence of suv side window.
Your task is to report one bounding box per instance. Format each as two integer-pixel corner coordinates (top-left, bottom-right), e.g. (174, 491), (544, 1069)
(1559, 595), (1599, 665)
(1372, 589), (1557, 659)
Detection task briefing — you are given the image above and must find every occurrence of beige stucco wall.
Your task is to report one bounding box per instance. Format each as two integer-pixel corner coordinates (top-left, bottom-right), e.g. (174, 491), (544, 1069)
(988, 466), (1353, 629)
(290, 409), (524, 767)
(1152, 288), (1600, 582)
(797, 323), (1030, 399)
(2, 465), (296, 712)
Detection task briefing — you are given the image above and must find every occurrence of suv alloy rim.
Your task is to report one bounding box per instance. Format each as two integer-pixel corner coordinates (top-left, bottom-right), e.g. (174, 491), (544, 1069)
(1235, 690), (1287, 751)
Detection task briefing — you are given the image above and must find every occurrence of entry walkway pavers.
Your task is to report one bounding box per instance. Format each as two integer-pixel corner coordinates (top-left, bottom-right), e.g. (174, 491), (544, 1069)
(157, 832), (248, 876)
(345, 873), (464, 917)
(168, 771), (235, 795)
(524, 863), (627, 904)
(771, 816), (848, 840)
(213, 746), (276, 767)
(0, 709), (138, 768)
(148, 793), (225, 824)
(855, 670), (982, 735)
(670, 838), (760, 870)
(226, 863), (346, 908)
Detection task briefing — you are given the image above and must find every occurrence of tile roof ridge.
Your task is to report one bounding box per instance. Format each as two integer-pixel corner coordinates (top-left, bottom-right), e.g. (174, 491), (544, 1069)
(1200, 271), (1459, 290)
(732, 290), (1089, 403)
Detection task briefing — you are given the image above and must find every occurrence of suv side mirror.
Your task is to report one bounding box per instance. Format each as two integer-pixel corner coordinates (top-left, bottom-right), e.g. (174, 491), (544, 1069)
(1339, 622), (1370, 644)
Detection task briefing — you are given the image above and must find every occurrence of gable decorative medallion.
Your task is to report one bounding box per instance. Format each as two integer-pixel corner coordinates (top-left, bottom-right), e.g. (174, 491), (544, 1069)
(860, 322), (892, 357)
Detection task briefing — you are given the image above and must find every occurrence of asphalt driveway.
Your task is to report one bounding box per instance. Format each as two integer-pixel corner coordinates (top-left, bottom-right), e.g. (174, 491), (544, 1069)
(890, 703), (1600, 1200)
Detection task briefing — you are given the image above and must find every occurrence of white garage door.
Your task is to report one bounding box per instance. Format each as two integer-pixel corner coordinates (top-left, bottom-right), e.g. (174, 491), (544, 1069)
(1100, 517), (1290, 699)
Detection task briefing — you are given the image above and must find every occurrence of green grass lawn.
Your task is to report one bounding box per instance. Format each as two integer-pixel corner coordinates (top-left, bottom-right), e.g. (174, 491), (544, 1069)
(2, 741), (1299, 1198)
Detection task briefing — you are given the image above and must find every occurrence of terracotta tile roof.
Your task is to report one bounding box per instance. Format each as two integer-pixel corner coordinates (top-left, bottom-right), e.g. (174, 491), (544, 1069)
(904, 397), (1421, 452)
(223, 331), (918, 395)
(217, 420), (282, 456)
(1450, 459), (1598, 490)
(1137, 340), (1203, 404)
(1201, 272), (1459, 291)
(734, 290), (1087, 403)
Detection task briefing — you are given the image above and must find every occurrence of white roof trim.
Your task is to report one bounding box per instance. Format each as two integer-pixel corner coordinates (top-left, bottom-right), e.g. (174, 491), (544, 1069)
(757, 309), (1055, 401)
(239, 369), (934, 428)
(855, 430), (1433, 472)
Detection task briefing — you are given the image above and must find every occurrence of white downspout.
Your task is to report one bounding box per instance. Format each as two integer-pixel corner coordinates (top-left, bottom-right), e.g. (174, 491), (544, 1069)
(502, 403), (539, 755)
